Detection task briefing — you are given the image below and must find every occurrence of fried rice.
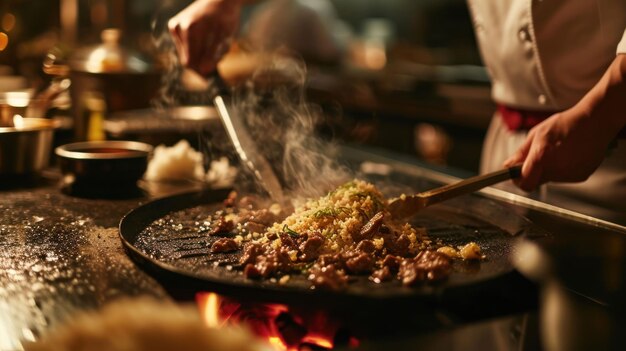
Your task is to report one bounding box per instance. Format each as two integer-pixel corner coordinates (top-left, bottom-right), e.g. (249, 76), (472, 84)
(264, 179), (429, 254)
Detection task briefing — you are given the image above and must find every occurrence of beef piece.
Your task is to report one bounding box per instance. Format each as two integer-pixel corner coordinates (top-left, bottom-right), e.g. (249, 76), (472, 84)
(239, 209), (278, 226)
(223, 191), (238, 207)
(278, 232), (298, 250)
(273, 248), (293, 271)
(243, 221), (267, 234)
(294, 232), (309, 246)
(209, 217), (235, 236)
(355, 211), (384, 241)
(414, 250), (452, 281)
(398, 258), (427, 286)
(340, 249), (358, 260)
(345, 252), (374, 274)
(299, 233), (324, 262)
(244, 263), (263, 279)
(398, 250), (452, 286)
(356, 239), (376, 254)
(211, 238), (239, 253)
(317, 254), (341, 267)
(240, 243), (264, 265)
(386, 233), (410, 256)
(253, 209), (280, 226)
(267, 232), (278, 240)
(250, 255), (277, 277)
(247, 248), (293, 278)
(382, 255), (401, 272)
(238, 195), (261, 209)
(370, 266), (393, 283)
(308, 264), (348, 290)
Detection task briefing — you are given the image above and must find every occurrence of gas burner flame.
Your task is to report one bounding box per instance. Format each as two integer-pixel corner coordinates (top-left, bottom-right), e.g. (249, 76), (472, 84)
(197, 293), (358, 351)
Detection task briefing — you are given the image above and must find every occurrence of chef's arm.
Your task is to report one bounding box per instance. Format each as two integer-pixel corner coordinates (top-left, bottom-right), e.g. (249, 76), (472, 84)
(504, 54), (626, 191)
(575, 54), (626, 133)
(168, 0), (262, 75)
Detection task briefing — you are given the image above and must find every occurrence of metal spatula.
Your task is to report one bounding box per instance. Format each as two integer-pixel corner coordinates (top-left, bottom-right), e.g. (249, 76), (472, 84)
(388, 165), (522, 219)
(211, 73), (286, 204)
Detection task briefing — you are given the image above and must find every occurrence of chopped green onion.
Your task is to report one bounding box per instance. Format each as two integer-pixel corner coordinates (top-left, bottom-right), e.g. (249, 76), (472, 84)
(282, 224), (300, 237)
(313, 206), (351, 218)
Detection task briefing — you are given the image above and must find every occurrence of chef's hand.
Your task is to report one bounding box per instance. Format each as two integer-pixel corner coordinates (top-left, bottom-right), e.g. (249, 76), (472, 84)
(503, 111), (612, 191)
(168, 0), (244, 75)
(504, 54), (626, 191)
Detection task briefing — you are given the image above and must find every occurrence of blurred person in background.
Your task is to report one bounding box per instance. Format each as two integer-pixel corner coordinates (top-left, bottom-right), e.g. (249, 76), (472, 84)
(169, 0), (626, 218)
(167, 0), (343, 77)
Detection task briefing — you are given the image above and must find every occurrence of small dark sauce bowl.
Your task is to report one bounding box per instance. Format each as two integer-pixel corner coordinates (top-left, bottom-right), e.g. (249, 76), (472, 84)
(56, 141), (153, 195)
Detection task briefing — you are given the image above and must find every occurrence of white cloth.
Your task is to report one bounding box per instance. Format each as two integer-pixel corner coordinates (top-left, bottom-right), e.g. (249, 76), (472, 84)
(469, 0), (626, 220)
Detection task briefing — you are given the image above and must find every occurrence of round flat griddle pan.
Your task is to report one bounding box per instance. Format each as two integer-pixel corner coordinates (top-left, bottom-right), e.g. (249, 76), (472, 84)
(119, 188), (529, 307)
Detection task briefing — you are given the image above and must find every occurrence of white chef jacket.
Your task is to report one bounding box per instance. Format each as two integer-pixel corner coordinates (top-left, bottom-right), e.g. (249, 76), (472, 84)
(467, 0), (626, 110)
(468, 0), (626, 221)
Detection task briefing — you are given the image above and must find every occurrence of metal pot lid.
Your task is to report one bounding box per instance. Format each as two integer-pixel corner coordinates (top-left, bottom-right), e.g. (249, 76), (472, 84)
(69, 28), (159, 74)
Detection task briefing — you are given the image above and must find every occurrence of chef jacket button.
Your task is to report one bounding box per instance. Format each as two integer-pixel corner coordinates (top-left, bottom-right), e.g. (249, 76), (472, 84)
(518, 27), (531, 42)
(538, 94), (547, 105)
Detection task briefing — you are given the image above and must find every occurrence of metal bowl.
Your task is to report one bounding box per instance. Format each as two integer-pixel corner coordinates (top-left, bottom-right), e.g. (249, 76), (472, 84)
(0, 117), (56, 176)
(56, 140), (153, 186)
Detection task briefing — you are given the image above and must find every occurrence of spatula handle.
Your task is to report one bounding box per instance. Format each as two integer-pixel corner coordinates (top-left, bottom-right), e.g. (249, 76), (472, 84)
(421, 165), (522, 207)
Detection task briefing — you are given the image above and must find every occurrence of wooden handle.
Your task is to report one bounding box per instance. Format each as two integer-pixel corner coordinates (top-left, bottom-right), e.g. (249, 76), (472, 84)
(421, 165), (522, 207)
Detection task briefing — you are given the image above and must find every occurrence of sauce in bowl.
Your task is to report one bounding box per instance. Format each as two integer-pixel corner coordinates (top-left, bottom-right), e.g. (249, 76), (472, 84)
(75, 148), (133, 154)
(56, 141), (153, 186)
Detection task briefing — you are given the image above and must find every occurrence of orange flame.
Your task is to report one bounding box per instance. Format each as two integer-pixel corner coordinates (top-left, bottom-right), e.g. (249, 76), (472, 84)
(198, 292), (221, 328)
(196, 292), (342, 351)
(302, 335), (333, 349)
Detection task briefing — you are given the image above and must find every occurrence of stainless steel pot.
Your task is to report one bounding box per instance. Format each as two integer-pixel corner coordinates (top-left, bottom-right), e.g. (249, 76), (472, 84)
(514, 239), (626, 351)
(44, 29), (162, 141)
(0, 117), (56, 175)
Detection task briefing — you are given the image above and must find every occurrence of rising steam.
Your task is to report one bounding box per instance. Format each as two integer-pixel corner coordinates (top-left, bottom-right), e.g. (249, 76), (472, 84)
(151, 17), (351, 201)
(230, 55), (351, 199)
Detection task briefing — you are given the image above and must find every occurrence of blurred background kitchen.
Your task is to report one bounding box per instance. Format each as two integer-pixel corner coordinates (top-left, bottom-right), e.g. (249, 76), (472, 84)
(0, 0), (492, 173)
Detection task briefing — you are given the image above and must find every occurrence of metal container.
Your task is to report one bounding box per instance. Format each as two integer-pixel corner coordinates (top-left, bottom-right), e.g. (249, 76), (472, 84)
(0, 117), (56, 175)
(44, 29), (162, 141)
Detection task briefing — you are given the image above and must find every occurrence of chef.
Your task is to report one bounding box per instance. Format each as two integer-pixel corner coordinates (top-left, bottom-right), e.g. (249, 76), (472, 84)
(469, 1), (626, 217)
(169, 0), (626, 216)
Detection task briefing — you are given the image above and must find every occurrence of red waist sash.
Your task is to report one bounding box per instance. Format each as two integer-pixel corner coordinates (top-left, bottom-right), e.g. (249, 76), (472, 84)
(497, 104), (556, 131)
(497, 104), (626, 138)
